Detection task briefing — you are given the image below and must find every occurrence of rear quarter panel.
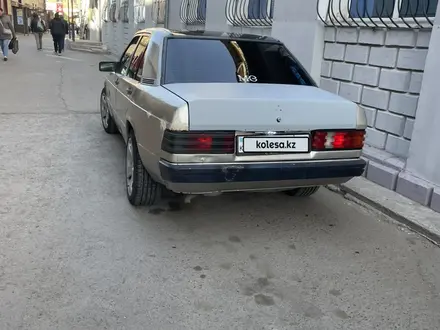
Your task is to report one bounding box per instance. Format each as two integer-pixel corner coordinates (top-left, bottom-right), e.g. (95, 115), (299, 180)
(127, 85), (187, 180)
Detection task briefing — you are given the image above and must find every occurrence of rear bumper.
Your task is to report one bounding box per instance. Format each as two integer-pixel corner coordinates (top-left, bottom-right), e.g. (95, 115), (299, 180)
(159, 158), (366, 194)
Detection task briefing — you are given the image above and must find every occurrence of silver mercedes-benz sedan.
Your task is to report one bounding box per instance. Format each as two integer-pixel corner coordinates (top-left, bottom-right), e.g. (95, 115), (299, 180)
(98, 28), (367, 206)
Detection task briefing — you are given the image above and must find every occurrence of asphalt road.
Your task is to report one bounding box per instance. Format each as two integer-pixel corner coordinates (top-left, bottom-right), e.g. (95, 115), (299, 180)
(1, 36), (440, 330)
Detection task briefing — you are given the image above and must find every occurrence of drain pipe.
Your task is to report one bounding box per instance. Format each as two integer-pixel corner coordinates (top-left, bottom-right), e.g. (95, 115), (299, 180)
(164, 0), (170, 28)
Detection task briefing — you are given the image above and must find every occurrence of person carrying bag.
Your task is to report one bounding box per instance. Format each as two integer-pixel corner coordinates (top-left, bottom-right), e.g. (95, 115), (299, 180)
(8, 36), (18, 54)
(31, 13), (46, 50)
(0, 7), (16, 61)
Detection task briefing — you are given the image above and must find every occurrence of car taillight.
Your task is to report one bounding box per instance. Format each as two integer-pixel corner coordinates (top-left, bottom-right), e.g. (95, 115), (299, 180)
(161, 130), (235, 154)
(312, 130), (365, 151)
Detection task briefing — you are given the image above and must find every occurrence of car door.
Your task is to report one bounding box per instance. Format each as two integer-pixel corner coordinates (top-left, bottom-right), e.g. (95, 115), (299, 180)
(117, 35), (151, 142)
(113, 36), (141, 133)
(104, 66), (120, 125)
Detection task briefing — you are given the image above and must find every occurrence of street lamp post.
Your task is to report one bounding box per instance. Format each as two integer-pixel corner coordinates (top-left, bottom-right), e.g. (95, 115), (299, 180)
(71, 0), (75, 41)
(67, 0), (70, 38)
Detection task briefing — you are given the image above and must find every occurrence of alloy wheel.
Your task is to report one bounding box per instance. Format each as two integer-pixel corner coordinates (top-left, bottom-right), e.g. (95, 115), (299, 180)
(100, 93), (109, 129)
(126, 137), (135, 196)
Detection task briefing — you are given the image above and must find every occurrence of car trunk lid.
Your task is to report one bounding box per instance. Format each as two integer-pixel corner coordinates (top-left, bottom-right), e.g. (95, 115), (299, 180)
(163, 83), (358, 132)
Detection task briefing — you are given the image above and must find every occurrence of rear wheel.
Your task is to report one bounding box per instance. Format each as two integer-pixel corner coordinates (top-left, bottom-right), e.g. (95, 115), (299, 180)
(283, 186), (320, 197)
(100, 88), (118, 134)
(126, 130), (161, 206)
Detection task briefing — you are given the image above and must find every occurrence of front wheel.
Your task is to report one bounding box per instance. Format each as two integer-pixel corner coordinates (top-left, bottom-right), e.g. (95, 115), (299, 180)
(126, 130), (161, 206)
(283, 186), (320, 197)
(100, 88), (118, 134)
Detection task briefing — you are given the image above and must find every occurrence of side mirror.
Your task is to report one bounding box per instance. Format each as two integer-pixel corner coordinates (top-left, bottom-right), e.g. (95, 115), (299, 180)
(99, 61), (117, 72)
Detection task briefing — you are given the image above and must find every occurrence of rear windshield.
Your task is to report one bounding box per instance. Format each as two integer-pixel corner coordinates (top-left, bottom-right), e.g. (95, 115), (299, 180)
(163, 38), (314, 86)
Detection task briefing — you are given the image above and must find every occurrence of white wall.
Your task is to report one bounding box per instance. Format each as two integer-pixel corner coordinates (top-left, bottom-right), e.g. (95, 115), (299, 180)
(272, 0), (323, 83)
(205, 0), (227, 31)
(167, 0), (182, 30)
(406, 3), (440, 186)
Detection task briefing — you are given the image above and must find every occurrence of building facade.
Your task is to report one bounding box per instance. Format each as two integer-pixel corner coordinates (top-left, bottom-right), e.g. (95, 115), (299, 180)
(99, 0), (440, 213)
(1, 0), (13, 14)
(46, 0), (80, 18)
(317, 0), (440, 212)
(9, 0), (46, 33)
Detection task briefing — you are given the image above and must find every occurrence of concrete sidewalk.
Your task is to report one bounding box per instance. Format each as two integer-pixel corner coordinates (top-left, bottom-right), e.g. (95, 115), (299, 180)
(327, 177), (440, 246)
(66, 39), (110, 54)
(0, 34), (108, 115)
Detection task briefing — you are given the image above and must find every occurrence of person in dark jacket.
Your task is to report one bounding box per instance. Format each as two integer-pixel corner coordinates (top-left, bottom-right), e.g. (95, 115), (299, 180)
(30, 13), (46, 50)
(49, 12), (68, 55)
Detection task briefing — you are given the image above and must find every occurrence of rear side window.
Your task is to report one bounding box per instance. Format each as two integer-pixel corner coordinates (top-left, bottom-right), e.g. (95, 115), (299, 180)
(143, 40), (160, 80)
(163, 38), (313, 86)
(119, 36), (140, 75)
(127, 35), (150, 81)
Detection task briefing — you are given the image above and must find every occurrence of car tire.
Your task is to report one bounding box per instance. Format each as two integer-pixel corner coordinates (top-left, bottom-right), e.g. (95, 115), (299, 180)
(283, 186), (320, 197)
(125, 130), (161, 206)
(100, 88), (118, 134)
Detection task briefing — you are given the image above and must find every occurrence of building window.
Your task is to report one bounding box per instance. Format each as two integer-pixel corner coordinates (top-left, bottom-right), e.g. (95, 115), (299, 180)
(319, 0), (437, 28)
(226, 0), (274, 27)
(197, 0), (207, 21)
(400, 0), (438, 17)
(180, 0), (207, 24)
(119, 0), (130, 23)
(152, 0), (166, 24)
(248, 0), (273, 19)
(134, 0), (146, 24)
(350, 0), (393, 17)
(349, 0), (438, 18)
(102, 0), (110, 22)
(109, 0), (117, 22)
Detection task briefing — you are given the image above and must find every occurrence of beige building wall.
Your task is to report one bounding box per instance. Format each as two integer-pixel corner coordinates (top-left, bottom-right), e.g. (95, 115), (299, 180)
(23, 0), (45, 10)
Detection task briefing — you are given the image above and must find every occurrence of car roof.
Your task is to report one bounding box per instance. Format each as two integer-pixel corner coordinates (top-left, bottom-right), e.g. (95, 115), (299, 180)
(134, 28), (281, 43)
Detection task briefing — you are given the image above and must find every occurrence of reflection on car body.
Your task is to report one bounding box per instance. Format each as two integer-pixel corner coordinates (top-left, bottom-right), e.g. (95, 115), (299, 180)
(98, 28), (367, 206)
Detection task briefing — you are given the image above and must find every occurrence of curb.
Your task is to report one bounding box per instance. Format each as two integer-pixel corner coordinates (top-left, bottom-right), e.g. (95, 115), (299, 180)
(66, 40), (110, 54)
(69, 47), (110, 55)
(326, 177), (440, 246)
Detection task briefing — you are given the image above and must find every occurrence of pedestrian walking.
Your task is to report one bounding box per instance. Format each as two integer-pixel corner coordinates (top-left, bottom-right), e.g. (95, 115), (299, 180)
(0, 7), (16, 61)
(84, 23), (89, 40)
(49, 12), (68, 55)
(30, 13), (46, 50)
(25, 16), (31, 35)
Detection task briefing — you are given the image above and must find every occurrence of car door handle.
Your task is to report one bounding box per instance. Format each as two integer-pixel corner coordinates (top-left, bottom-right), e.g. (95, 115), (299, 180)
(126, 87), (133, 95)
(115, 78), (119, 85)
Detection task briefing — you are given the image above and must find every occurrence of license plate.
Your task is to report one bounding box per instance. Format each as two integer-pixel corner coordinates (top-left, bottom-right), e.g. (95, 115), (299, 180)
(237, 135), (309, 154)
